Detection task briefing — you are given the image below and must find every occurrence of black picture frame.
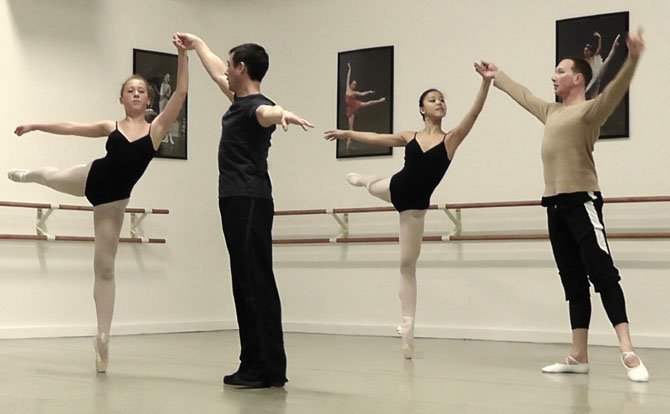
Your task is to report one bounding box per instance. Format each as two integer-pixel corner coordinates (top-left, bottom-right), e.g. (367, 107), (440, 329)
(556, 11), (629, 139)
(133, 48), (188, 159)
(336, 46), (393, 158)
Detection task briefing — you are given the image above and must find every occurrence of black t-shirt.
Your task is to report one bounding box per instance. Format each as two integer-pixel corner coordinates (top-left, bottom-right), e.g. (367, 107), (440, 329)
(218, 94), (276, 199)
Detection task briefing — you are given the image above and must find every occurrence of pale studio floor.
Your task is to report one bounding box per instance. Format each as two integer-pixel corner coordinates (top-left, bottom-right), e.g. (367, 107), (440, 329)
(0, 331), (668, 414)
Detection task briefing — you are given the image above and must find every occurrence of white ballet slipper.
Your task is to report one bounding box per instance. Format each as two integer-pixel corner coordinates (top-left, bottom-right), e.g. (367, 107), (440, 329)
(396, 317), (415, 359)
(346, 173), (365, 187)
(7, 169), (29, 182)
(621, 352), (649, 382)
(93, 333), (110, 373)
(542, 355), (589, 374)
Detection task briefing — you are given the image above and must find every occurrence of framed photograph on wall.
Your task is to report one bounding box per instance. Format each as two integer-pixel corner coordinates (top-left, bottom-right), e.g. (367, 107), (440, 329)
(133, 48), (188, 159)
(336, 46), (393, 158)
(556, 11), (629, 138)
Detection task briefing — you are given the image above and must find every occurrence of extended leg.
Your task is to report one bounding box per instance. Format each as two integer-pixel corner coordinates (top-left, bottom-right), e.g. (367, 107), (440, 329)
(92, 198), (129, 372)
(360, 97), (386, 108)
(8, 163), (91, 197)
(346, 174), (392, 203)
(396, 209), (426, 359)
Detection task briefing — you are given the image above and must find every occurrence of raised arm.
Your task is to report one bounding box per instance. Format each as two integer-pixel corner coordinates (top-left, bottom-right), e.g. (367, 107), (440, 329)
(602, 34), (621, 68)
(175, 32), (233, 102)
(444, 62), (493, 155)
(256, 105), (314, 131)
(345, 62), (352, 93)
(483, 60), (551, 124)
(150, 40), (189, 147)
(14, 121), (113, 138)
(593, 32), (603, 57)
(324, 129), (410, 147)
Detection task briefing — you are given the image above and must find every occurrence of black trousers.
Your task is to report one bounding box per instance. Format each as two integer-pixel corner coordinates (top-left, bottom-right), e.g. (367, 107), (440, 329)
(219, 196), (287, 383)
(544, 192), (628, 328)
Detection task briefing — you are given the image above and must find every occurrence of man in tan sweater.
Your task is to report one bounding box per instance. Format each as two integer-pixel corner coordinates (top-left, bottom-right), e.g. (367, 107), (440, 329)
(479, 28), (648, 382)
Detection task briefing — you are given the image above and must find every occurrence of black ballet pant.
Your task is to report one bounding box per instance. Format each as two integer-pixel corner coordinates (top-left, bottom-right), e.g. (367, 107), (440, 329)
(219, 196), (287, 383)
(544, 192), (629, 329)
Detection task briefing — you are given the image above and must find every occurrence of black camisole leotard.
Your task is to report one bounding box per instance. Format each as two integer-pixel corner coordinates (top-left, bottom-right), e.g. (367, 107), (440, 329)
(84, 123), (157, 206)
(389, 133), (452, 212)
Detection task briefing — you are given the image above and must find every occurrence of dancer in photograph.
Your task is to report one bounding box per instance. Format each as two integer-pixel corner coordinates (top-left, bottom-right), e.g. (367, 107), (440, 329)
(479, 28), (648, 382)
(583, 31), (604, 90)
(344, 62), (386, 130)
(586, 34), (621, 99)
(159, 73), (175, 144)
(325, 63), (492, 358)
(174, 32), (313, 388)
(344, 62), (387, 152)
(8, 36), (189, 373)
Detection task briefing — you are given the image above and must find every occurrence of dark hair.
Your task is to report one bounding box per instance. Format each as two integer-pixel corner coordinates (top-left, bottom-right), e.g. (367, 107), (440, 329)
(564, 56), (593, 87)
(418, 88), (443, 120)
(120, 74), (154, 103)
(229, 43), (269, 82)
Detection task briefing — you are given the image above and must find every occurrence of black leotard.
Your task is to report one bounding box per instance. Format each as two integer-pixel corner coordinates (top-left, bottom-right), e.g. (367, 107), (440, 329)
(389, 133), (451, 212)
(84, 124), (156, 206)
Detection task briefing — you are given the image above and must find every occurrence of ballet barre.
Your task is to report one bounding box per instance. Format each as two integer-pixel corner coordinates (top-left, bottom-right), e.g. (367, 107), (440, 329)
(0, 200), (169, 243)
(272, 195), (670, 244)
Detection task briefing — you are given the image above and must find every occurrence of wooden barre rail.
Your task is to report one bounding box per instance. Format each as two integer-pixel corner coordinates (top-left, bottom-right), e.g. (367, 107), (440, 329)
(0, 234), (166, 244)
(273, 233), (670, 245)
(274, 195), (670, 216)
(272, 195), (670, 245)
(1, 200), (169, 244)
(0, 200), (169, 215)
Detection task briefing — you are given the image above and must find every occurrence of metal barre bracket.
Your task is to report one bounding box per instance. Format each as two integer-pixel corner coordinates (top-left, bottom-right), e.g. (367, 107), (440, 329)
(130, 211), (149, 239)
(440, 205), (462, 237)
(35, 206), (56, 240)
(328, 210), (349, 239)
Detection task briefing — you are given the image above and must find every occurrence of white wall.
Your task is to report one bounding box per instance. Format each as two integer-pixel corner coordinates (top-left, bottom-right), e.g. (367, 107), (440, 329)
(2, 0), (669, 348)
(0, 0), (237, 337)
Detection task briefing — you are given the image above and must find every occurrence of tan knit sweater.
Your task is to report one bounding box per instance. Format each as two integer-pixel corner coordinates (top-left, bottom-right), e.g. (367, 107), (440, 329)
(494, 56), (639, 196)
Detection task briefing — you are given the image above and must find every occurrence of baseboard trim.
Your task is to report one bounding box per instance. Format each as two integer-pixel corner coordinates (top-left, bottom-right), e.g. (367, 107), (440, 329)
(281, 322), (670, 349)
(2, 321), (669, 349)
(0, 321), (235, 339)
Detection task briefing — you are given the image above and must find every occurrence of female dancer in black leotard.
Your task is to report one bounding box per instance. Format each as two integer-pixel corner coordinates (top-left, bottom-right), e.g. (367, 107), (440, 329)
(324, 62), (493, 358)
(8, 36), (188, 373)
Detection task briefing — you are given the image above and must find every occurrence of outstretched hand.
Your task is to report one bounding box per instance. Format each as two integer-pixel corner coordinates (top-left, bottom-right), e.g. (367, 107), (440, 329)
(474, 61), (498, 80)
(323, 129), (347, 141)
(172, 33), (187, 51)
(14, 125), (33, 136)
(626, 27), (645, 58)
(173, 32), (200, 50)
(280, 110), (314, 132)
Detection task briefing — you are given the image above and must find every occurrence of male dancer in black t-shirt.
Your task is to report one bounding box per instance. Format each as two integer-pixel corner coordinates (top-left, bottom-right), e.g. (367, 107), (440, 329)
(175, 32), (313, 388)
